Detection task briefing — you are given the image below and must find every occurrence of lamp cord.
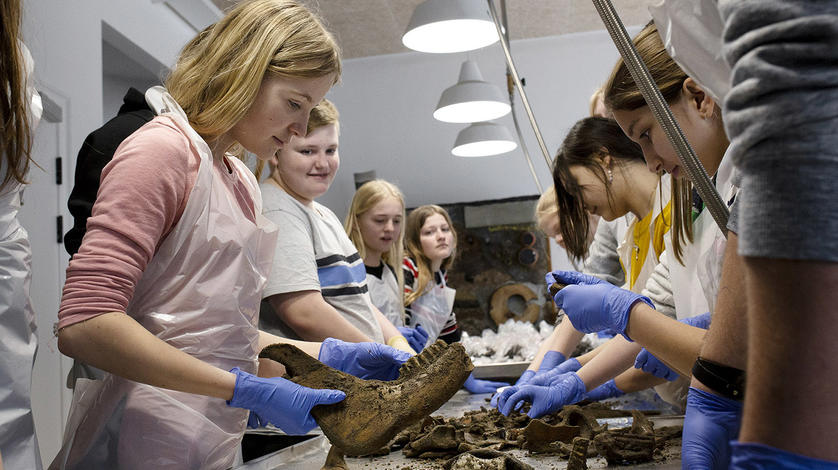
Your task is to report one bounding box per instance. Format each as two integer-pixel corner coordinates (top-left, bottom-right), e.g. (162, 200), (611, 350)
(496, 0), (543, 193)
(488, 0), (553, 176)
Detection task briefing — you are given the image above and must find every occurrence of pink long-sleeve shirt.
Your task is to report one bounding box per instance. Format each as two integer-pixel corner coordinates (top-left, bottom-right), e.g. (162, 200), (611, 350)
(57, 115), (255, 329)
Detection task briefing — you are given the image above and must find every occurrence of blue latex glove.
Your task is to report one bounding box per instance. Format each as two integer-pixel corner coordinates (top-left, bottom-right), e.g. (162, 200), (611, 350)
(547, 271), (653, 340)
(634, 348), (679, 381)
(682, 311), (713, 329)
(584, 379), (625, 401)
(538, 350), (567, 371)
(227, 367), (345, 434)
(497, 373), (586, 418)
(319, 338), (411, 381)
(529, 358), (582, 386)
(397, 325), (429, 352)
(682, 387), (743, 469)
(491, 370), (535, 407)
(464, 373), (508, 395)
(730, 442), (838, 470)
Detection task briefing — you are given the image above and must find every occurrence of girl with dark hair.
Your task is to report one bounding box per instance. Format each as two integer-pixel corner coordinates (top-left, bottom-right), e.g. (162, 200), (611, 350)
(499, 116), (674, 410)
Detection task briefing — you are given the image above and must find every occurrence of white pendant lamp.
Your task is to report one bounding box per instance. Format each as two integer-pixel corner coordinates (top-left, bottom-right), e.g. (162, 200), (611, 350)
(402, 0), (499, 54)
(452, 122), (518, 157)
(434, 60), (511, 123)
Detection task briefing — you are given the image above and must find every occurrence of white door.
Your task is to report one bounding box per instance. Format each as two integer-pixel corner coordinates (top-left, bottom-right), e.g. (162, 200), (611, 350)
(18, 87), (74, 466)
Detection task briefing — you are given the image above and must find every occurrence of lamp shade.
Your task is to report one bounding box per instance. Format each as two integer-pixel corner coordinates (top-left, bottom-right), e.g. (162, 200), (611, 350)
(402, 0), (499, 53)
(434, 60), (511, 123)
(452, 122), (518, 157)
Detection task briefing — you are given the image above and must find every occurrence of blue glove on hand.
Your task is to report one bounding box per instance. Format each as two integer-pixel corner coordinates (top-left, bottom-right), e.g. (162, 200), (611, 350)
(547, 270), (653, 340)
(319, 338), (411, 381)
(682, 387), (743, 469)
(397, 325), (429, 352)
(529, 358), (582, 386)
(538, 350), (567, 372)
(730, 442), (838, 470)
(584, 379), (625, 401)
(464, 373), (508, 395)
(634, 349), (679, 381)
(634, 312), (713, 381)
(228, 367), (345, 434)
(491, 370), (534, 407)
(497, 373), (586, 418)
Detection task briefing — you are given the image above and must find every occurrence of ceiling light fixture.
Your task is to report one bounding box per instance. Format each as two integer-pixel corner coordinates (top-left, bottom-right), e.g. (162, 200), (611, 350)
(433, 60), (511, 123)
(452, 122), (517, 157)
(402, 0), (499, 54)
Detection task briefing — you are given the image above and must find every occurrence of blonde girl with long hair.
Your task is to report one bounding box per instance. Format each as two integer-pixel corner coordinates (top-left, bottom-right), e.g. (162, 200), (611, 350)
(52, 2), (410, 468)
(345, 180), (429, 352)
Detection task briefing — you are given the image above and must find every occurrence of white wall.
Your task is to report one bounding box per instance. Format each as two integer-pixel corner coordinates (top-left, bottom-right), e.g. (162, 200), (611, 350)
(321, 27), (642, 223)
(21, 0), (194, 465)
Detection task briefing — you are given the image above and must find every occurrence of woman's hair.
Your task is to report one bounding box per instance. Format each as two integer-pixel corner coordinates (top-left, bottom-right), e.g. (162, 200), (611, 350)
(535, 186), (559, 236)
(345, 179), (406, 314)
(552, 117), (646, 261)
(603, 21), (693, 264)
(1, 0), (32, 192)
(256, 98), (339, 179)
(404, 205), (457, 306)
(165, 0), (340, 156)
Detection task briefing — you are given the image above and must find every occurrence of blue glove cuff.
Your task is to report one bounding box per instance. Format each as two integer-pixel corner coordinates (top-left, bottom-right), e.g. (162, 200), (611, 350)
(730, 442), (838, 470)
(516, 369), (536, 386)
(227, 367), (247, 407)
(539, 351), (567, 371)
(585, 379), (624, 401)
(620, 295), (654, 342)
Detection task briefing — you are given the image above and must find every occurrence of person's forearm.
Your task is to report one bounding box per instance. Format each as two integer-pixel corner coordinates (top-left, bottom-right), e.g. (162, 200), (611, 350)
(373, 306), (401, 342)
(624, 304), (706, 376)
(575, 336), (642, 391)
(613, 366), (668, 393)
(268, 291), (372, 343)
(696, 233), (747, 371)
(58, 312), (236, 400)
(256, 331), (325, 378)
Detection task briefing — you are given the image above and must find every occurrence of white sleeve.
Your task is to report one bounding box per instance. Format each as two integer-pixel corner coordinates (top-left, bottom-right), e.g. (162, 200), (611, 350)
(641, 249), (677, 319)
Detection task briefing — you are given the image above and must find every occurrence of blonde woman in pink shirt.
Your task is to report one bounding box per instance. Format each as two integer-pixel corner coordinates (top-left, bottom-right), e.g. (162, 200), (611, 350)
(51, 2), (409, 469)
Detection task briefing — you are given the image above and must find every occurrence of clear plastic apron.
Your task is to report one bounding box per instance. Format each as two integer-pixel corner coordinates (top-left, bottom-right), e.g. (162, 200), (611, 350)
(50, 92), (278, 470)
(367, 265), (404, 327)
(0, 41), (44, 470)
(409, 276), (456, 343)
(669, 149), (737, 320)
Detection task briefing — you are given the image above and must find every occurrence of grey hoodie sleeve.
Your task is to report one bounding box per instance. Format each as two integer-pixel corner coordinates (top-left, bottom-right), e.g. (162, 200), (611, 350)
(719, 0), (838, 262)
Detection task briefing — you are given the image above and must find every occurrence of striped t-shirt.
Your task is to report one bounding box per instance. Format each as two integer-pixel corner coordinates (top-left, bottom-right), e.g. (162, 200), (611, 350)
(258, 183), (384, 343)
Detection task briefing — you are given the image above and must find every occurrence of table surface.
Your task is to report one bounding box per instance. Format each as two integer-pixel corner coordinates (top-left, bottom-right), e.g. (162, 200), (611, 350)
(235, 390), (683, 470)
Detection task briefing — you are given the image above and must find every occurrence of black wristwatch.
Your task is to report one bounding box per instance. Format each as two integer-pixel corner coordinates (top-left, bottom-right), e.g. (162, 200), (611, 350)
(691, 356), (746, 401)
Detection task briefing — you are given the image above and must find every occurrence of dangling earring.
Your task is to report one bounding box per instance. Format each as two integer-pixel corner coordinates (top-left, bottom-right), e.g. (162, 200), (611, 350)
(607, 168), (613, 183)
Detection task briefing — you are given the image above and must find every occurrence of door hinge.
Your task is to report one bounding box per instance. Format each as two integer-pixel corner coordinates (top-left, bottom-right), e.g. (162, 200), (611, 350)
(56, 215), (63, 244)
